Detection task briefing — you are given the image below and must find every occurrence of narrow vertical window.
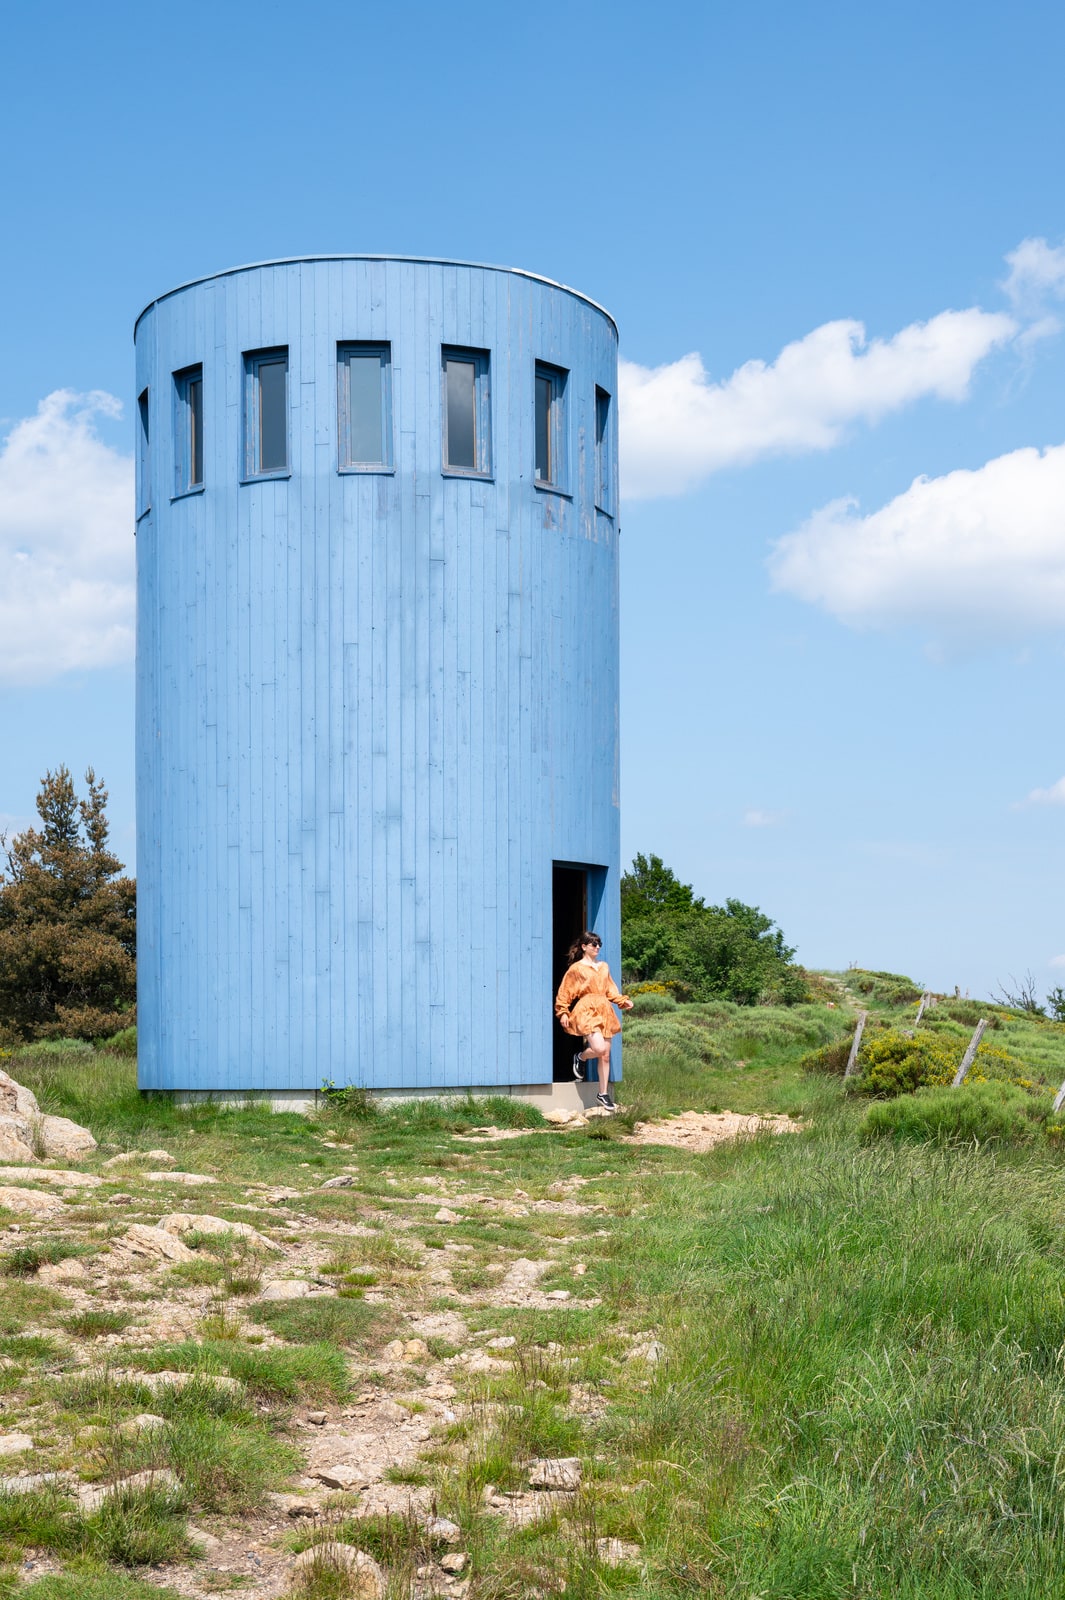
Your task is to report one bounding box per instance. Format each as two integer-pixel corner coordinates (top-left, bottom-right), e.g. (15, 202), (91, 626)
(243, 349), (289, 478)
(174, 366), (204, 493)
(595, 386), (613, 513)
(338, 343), (392, 471)
(442, 348), (490, 475)
(136, 388), (150, 516)
(534, 362), (567, 489)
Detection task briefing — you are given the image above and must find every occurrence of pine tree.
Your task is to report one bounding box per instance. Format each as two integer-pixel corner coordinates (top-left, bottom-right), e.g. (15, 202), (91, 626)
(0, 767), (136, 1042)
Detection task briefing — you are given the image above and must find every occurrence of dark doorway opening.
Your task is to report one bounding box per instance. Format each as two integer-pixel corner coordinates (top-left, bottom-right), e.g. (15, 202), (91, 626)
(552, 864), (588, 1082)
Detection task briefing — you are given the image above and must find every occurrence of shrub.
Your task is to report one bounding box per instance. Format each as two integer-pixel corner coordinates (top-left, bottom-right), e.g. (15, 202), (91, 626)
(854, 1028), (958, 1097)
(849, 969), (924, 1006)
(799, 1036), (855, 1076)
(628, 990), (678, 1015)
(859, 1080), (1051, 1146)
(101, 1025), (137, 1056)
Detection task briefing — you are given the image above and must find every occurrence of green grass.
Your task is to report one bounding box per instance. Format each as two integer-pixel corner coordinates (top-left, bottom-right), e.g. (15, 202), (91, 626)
(248, 1293), (391, 1348)
(132, 1339), (350, 1402)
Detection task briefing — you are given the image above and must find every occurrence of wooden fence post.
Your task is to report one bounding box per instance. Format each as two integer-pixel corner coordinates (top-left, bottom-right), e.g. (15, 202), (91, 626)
(913, 992), (930, 1028)
(844, 1011), (868, 1080)
(1053, 1080), (1065, 1115)
(952, 1019), (988, 1087)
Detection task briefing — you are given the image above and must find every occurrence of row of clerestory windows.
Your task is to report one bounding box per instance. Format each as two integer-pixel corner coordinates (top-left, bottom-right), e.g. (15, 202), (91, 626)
(136, 348), (614, 517)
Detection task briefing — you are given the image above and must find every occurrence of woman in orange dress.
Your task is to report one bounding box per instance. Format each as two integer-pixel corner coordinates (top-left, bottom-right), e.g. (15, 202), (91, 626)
(554, 931), (633, 1111)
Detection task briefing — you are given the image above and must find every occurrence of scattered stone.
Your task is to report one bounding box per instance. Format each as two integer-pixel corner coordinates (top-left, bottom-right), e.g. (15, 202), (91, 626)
(103, 1149), (175, 1168)
(268, 1490), (322, 1518)
(130, 1414), (166, 1431)
(0, 1470), (72, 1493)
(140, 1369), (243, 1395)
(160, 1212), (281, 1252)
(434, 1207), (461, 1223)
(0, 1117), (37, 1164)
(425, 1516), (462, 1545)
(627, 1339), (665, 1365)
(108, 1224), (197, 1268)
(37, 1257), (89, 1284)
(573, 1262), (587, 1276)
(625, 1109), (802, 1153)
(107, 1192), (135, 1205)
(318, 1174), (355, 1189)
(382, 1338), (429, 1362)
(597, 1537), (642, 1567)
(440, 1552), (468, 1573)
(546, 1289), (571, 1301)
(260, 1279), (310, 1300)
(528, 1457), (582, 1491)
(143, 1170), (216, 1185)
(290, 1544), (386, 1597)
(77, 1467), (181, 1513)
(464, 1352), (512, 1374)
(543, 1107), (588, 1127)
(0, 1166), (100, 1188)
(0, 1186), (64, 1218)
(306, 1411), (328, 1425)
(0, 1433), (33, 1457)
(485, 1335), (515, 1350)
(187, 1522), (222, 1552)
(310, 1463), (363, 1490)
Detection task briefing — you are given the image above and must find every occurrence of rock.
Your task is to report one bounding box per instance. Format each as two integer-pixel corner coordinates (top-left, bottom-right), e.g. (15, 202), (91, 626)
(159, 1213), (281, 1252)
(485, 1335), (515, 1349)
(528, 1457), (582, 1491)
(267, 1491), (322, 1517)
(0, 1117), (36, 1164)
(425, 1516), (462, 1545)
(37, 1258), (89, 1283)
(130, 1414), (166, 1431)
(260, 1279), (310, 1300)
(290, 1544), (385, 1597)
(543, 1107), (587, 1127)
(310, 1463), (363, 1490)
(0, 1186), (64, 1218)
(597, 1537), (641, 1567)
(318, 1174), (354, 1189)
(0, 1433), (33, 1456)
(108, 1225), (197, 1267)
(107, 1192), (134, 1205)
(140, 1369), (243, 1395)
(382, 1338), (429, 1362)
(434, 1207), (461, 1223)
(464, 1353), (512, 1374)
(40, 1114), (97, 1162)
(143, 1171), (215, 1185)
(626, 1339), (665, 1365)
(103, 1149), (174, 1169)
(0, 1166), (100, 1187)
(546, 1289), (571, 1301)
(573, 1262), (587, 1276)
(306, 1410), (328, 1426)
(0, 1470), (72, 1493)
(187, 1523), (222, 1552)
(0, 1072), (37, 1122)
(440, 1552), (468, 1573)
(77, 1466), (181, 1513)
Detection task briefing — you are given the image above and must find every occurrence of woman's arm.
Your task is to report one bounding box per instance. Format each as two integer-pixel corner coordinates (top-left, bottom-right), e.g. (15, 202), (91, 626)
(554, 965), (584, 1020)
(602, 964), (634, 1011)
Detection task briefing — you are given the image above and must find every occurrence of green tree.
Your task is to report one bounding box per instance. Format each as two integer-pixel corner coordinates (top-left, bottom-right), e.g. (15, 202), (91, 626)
(0, 767), (136, 1042)
(620, 854), (805, 1006)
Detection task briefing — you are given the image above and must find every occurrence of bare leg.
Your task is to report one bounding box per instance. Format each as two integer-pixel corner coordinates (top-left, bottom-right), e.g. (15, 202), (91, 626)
(580, 1031), (612, 1095)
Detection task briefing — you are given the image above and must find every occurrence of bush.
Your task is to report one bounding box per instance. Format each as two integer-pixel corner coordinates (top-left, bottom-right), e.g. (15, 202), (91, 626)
(849, 969), (924, 1006)
(799, 1036), (855, 1076)
(628, 990), (678, 1015)
(854, 1028), (958, 1097)
(859, 1080), (1051, 1146)
(101, 1025), (137, 1057)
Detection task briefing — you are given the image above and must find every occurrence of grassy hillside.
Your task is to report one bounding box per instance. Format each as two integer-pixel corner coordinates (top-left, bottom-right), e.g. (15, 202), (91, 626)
(0, 973), (1063, 1597)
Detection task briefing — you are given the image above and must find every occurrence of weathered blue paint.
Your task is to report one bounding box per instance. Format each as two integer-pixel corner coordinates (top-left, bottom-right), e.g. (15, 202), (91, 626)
(135, 257), (620, 1092)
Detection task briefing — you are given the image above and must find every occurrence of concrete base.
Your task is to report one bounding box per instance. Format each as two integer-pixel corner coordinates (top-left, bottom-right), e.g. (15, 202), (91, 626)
(171, 1079), (609, 1116)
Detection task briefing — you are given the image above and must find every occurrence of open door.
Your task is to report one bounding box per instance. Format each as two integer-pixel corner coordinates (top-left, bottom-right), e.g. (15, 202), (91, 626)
(552, 864), (587, 1081)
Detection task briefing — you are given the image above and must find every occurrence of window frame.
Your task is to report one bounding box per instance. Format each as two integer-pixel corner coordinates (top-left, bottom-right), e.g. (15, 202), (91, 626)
(172, 365), (205, 498)
(441, 346), (492, 478)
(534, 360), (569, 493)
(136, 388), (151, 519)
(337, 342), (394, 474)
(242, 347), (290, 482)
(594, 385), (614, 515)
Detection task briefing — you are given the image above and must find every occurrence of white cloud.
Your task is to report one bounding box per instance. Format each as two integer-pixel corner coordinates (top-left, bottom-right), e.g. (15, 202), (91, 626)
(1025, 777), (1065, 805)
(742, 808), (787, 828)
(1050, 955), (1065, 969)
(768, 440), (1065, 638)
(0, 391), (134, 685)
(1002, 237), (1065, 310)
(619, 307), (1015, 499)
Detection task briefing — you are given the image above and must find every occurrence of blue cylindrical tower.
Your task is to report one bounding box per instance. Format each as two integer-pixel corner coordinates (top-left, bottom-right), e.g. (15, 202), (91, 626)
(134, 257), (620, 1096)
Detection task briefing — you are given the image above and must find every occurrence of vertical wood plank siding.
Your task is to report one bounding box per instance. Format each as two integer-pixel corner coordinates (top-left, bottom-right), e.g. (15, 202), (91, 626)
(135, 259), (620, 1091)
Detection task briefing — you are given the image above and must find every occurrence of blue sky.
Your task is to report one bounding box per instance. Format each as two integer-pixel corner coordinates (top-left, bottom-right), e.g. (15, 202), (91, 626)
(1, 0), (1063, 1000)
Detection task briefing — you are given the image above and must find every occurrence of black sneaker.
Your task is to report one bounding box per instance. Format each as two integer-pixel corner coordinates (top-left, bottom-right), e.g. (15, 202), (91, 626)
(596, 1092), (616, 1111)
(572, 1051), (585, 1081)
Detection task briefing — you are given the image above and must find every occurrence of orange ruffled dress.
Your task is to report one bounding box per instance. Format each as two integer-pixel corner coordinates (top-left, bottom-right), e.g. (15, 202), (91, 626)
(554, 960), (630, 1040)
